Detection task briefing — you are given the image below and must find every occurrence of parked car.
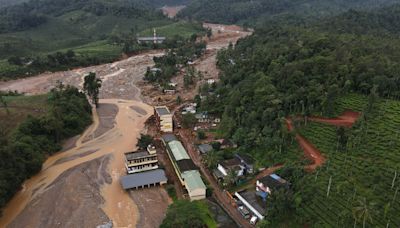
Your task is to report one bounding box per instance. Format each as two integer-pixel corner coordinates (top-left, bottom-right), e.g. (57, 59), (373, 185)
(250, 216), (258, 225)
(238, 206), (250, 219)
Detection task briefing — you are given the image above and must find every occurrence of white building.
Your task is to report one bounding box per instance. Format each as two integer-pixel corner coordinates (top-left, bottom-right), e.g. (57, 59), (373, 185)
(155, 106), (173, 132)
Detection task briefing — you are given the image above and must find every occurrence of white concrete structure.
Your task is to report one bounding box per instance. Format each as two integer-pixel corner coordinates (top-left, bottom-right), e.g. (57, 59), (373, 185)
(155, 106), (173, 132)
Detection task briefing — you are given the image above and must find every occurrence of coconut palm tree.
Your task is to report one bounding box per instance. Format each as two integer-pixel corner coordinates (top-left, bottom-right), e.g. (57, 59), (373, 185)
(352, 197), (376, 228)
(83, 72), (102, 107)
(0, 96), (9, 115)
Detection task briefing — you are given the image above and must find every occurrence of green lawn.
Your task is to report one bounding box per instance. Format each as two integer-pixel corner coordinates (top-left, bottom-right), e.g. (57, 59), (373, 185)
(140, 21), (205, 38)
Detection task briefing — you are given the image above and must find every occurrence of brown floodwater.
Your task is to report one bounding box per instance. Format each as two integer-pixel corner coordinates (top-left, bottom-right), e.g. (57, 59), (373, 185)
(0, 99), (152, 227)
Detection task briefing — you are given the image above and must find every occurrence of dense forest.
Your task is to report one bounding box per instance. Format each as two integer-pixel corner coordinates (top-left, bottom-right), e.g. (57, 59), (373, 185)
(179, 0), (400, 26)
(195, 3), (400, 227)
(0, 84), (92, 210)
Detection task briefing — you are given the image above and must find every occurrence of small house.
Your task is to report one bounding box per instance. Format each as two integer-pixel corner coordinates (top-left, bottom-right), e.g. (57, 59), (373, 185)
(235, 191), (265, 221)
(235, 154), (254, 174)
(195, 112), (209, 123)
(256, 174), (289, 201)
(197, 144), (213, 154)
(217, 157), (245, 177)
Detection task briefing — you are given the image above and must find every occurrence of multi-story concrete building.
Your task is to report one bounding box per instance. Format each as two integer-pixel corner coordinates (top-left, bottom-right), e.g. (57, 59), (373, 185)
(124, 145), (158, 174)
(155, 106), (173, 132)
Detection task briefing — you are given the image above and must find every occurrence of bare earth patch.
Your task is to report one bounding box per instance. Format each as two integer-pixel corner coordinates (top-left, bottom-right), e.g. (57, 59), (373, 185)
(129, 187), (171, 228)
(8, 155), (112, 228)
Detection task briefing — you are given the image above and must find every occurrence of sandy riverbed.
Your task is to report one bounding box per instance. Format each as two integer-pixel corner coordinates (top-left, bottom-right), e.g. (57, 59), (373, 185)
(0, 23), (251, 228)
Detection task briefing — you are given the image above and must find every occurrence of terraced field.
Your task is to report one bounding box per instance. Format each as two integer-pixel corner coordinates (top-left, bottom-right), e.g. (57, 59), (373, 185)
(297, 94), (400, 227)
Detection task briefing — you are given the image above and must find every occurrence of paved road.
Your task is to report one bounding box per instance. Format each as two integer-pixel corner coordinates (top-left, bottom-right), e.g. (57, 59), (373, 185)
(177, 128), (252, 228)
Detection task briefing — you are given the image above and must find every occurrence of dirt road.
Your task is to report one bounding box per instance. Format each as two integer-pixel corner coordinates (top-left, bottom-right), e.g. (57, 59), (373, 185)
(178, 129), (252, 228)
(308, 110), (360, 127)
(286, 118), (326, 171)
(286, 111), (360, 171)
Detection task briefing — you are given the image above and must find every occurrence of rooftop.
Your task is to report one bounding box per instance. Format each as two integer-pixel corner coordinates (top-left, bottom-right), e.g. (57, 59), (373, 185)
(177, 159), (197, 172)
(235, 154), (254, 165)
(162, 134), (177, 143)
(259, 174), (289, 190)
(155, 106), (171, 116)
(239, 190), (266, 215)
(168, 140), (190, 161)
(120, 169), (167, 190)
(198, 144), (213, 154)
(182, 170), (206, 192)
(125, 151), (155, 160)
(221, 157), (241, 168)
(137, 37), (166, 41)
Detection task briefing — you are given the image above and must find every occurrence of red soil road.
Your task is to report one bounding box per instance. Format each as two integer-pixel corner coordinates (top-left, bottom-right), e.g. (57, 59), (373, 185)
(308, 110), (361, 127)
(286, 118), (326, 171)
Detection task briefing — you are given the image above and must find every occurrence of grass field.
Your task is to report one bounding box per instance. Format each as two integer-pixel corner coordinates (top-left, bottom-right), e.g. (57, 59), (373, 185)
(140, 21), (205, 38)
(296, 93), (400, 227)
(0, 95), (49, 135)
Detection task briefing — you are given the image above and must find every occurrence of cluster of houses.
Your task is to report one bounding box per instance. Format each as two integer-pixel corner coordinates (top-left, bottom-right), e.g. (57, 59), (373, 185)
(120, 101), (292, 225)
(234, 174), (290, 224)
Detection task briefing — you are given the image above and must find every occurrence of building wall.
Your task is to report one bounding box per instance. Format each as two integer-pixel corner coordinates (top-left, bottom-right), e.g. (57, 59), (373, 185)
(188, 188), (206, 201)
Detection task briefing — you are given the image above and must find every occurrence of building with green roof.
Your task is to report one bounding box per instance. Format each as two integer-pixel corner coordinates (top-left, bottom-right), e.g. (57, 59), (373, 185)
(162, 134), (206, 201)
(168, 140), (190, 161)
(182, 170), (207, 201)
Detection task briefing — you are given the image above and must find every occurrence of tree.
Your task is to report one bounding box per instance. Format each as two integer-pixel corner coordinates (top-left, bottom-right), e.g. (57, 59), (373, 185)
(206, 28), (212, 38)
(225, 169), (237, 186)
(182, 113), (197, 128)
(137, 134), (153, 149)
(83, 72), (102, 107)
(176, 95), (182, 104)
(353, 197), (376, 228)
(0, 96), (9, 115)
(203, 151), (220, 169)
(160, 200), (216, 228)
(197, 130), (206, 140)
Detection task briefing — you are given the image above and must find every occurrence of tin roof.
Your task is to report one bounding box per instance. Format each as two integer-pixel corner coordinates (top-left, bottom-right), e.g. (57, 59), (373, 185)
(155, 106), (171, 116)
(168, 140), (190, 161)
(162, 134), (177, 143)
(120, 169), (167, 190)
(182, 170), (206, 192)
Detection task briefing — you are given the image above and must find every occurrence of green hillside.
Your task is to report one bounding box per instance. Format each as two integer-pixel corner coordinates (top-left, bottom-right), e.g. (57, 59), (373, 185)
(318, 4), (400, 36)
(179, 0), (400, 26)
(0, 0), (203, 80)
(196, 4), (400, 227)
(296, 94), (400, 227)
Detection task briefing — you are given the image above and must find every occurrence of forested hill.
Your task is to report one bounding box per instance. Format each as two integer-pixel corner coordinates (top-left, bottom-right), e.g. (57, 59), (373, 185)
(179, 0), (400, 25)
(0, 0), (161, 33)
(147, 0), (191, 7)
(0, 0), (27, 8)
(198, 5), (400, 227)
(317, 4), (400, 36)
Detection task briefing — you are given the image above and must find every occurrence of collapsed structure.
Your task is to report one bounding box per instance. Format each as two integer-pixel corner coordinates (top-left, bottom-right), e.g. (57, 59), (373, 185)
(162, 134), (206, 201)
